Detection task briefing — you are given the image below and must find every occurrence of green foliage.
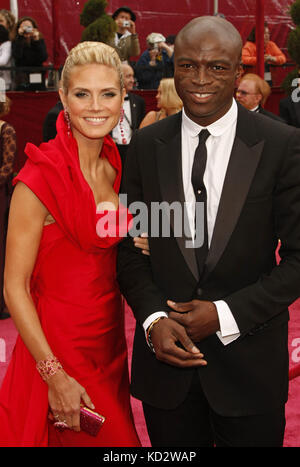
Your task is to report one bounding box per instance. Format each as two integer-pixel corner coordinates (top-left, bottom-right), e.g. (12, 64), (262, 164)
(80, 0), (108, 27)
(290, 0), (300, 26)
(283, 1), (300, 92)
(81, 16), (116, 43)
(287, 27), (300, 64)
(80, 0), (116, 44)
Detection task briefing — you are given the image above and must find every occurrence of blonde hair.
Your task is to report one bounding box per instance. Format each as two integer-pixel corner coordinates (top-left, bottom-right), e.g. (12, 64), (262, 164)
(61, 41), (124, 94)
(0, 9), (16, 39)
(159, 78), (183, 113)
(0, 95), (11, 117)
(240, 73), (271, 106)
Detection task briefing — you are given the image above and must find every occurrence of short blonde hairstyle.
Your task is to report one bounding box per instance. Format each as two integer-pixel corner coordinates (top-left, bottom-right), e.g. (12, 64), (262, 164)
(61, 41), (124, 94)
(159, 78), (183, 113)
(240, 73), (271, 106)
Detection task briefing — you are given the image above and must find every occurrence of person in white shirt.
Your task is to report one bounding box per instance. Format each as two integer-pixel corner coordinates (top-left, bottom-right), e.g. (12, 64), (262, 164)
(118, 16), (300, 447)
(112, 63), (145, 168)
(0, 25), (12, 91)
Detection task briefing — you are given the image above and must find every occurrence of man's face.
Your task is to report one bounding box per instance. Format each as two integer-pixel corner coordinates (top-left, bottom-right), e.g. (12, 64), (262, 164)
(236, 79), (262, 110)
(122, 65), (135, 92)
(174, 28), (241, 126)
(115, 11), (131, 31)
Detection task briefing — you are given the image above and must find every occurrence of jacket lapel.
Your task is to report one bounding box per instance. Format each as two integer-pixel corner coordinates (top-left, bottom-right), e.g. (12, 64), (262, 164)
(129, 94), (137, 130)
(155, 113), (199, 282)
(204, 105), (264, 278)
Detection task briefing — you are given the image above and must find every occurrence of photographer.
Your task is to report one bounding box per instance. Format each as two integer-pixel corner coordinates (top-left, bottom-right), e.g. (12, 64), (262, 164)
(135, 33), (174, 89)
(12, 16), (48, 91)
(108, 6), (140, 63)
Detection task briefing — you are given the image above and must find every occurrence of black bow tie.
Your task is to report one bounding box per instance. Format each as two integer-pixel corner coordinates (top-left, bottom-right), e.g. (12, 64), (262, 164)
(124, 96), (129, 101)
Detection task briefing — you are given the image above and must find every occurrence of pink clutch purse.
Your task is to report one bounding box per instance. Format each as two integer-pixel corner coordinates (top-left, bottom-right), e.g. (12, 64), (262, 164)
(79, 406), (106, 437)
(49, 406), (105, 437)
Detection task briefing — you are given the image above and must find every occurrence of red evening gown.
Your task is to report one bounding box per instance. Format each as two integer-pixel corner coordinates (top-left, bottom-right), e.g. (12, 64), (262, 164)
(0, 112), (140, 447)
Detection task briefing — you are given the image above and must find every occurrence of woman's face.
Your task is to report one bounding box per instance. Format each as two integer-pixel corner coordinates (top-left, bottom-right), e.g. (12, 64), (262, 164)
(19, 20), (34, 37)
(156, 86), (162, 109)
(264, 27), (270, 44)
(60, 63), (125, 145)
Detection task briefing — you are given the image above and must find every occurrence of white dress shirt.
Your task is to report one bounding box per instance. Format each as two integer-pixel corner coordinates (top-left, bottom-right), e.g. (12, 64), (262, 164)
(112, 97), (132, 145)
(143, 100), (241, 345)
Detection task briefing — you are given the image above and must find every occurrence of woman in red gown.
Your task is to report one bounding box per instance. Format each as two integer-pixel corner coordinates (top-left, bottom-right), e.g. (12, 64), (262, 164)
(0, 41), (142, 447)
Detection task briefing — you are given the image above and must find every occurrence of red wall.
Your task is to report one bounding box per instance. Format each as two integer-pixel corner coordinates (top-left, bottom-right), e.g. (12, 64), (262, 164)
(13, 0), (295, 66)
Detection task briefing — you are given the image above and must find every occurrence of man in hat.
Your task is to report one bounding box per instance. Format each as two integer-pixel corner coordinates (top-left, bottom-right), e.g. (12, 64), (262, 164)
(108, 6), (140, 63)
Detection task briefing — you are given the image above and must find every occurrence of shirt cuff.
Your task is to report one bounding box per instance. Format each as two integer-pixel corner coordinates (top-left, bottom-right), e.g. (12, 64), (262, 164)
(214, 300), (240, 346)
(143, 311), (169, 336)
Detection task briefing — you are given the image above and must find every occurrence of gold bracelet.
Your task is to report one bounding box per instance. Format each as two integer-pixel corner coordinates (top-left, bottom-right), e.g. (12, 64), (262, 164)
(36, 355), (63, 382)
(146, 317), (166, 353)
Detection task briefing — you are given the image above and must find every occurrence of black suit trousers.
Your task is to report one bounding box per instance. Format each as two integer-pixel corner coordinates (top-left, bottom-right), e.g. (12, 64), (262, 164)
(143, 371), (285, 447)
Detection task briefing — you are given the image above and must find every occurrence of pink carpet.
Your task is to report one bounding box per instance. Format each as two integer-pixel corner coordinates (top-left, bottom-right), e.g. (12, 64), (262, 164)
(1, 301), (300, 447)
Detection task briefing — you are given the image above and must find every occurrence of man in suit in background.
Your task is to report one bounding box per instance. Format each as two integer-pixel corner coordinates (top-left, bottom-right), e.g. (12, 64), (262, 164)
(279, 72), (300, 127)
(236, 72), (283, 121)
(112, 63), (145, 168)
(43, 100), (63, 142)
(117, 16), (300, 447)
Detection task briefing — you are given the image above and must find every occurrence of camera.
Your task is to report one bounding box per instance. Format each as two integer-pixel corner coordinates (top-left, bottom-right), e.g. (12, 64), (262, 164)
(24, 26), (33, 33)
(123, 20), (130, 27)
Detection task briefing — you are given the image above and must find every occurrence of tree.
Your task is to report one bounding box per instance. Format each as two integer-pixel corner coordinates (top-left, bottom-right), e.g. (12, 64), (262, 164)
(282, 0), (300, 94)
(80, 0), (116, 44)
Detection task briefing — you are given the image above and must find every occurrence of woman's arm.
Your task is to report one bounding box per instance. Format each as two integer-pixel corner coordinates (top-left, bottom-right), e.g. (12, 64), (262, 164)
(0, 41), (12, 66)
(4, 182), (93, 431)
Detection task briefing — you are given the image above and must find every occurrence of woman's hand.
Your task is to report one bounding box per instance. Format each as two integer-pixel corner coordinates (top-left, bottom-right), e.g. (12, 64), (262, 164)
(134, 233), (150, 256)
(47, 369), (94, 432)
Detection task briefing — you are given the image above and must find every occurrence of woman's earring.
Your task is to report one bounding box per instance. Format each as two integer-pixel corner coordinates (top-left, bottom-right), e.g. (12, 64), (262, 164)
(64, 108), (71, 137)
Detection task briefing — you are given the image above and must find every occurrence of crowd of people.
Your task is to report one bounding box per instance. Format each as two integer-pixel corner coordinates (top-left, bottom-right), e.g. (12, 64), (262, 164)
(0, 6), (290, 93)
(0, 6), (300, 449)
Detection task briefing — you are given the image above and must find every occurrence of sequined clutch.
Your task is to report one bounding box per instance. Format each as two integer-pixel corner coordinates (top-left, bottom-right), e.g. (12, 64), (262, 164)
(80, 406), (105, 437)
(49, 406), (105, 437)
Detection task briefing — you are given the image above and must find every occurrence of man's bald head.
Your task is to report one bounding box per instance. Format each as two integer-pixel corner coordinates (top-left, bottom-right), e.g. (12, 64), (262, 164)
(121, 63), (135, 92)
(175, 16), (242, 65)
(173, 15), (243, 126)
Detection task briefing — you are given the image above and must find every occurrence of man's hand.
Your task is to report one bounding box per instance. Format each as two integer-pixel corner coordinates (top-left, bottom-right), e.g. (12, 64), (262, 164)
(150, 317), (207, 368)
(167, 299), (220, 342)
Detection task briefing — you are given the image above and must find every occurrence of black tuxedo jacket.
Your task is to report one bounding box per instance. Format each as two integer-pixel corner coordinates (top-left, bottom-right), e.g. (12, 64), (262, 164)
(127, 92), (145, 131)
(257, 105), (284, 123)
(279, 96), (300, 128)
(116, 92), (145, 167)
(117, 103), (300, 416)
(42, 101), (63, 142)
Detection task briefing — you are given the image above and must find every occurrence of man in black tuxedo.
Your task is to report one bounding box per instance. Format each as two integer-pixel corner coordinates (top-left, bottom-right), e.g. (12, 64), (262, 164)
(43, 100), (63, 142)
(112, 63), (145, 168)
(279, 94), (300, 128)
(117, 16), (300, 447)
(236, 72), (283, 121)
